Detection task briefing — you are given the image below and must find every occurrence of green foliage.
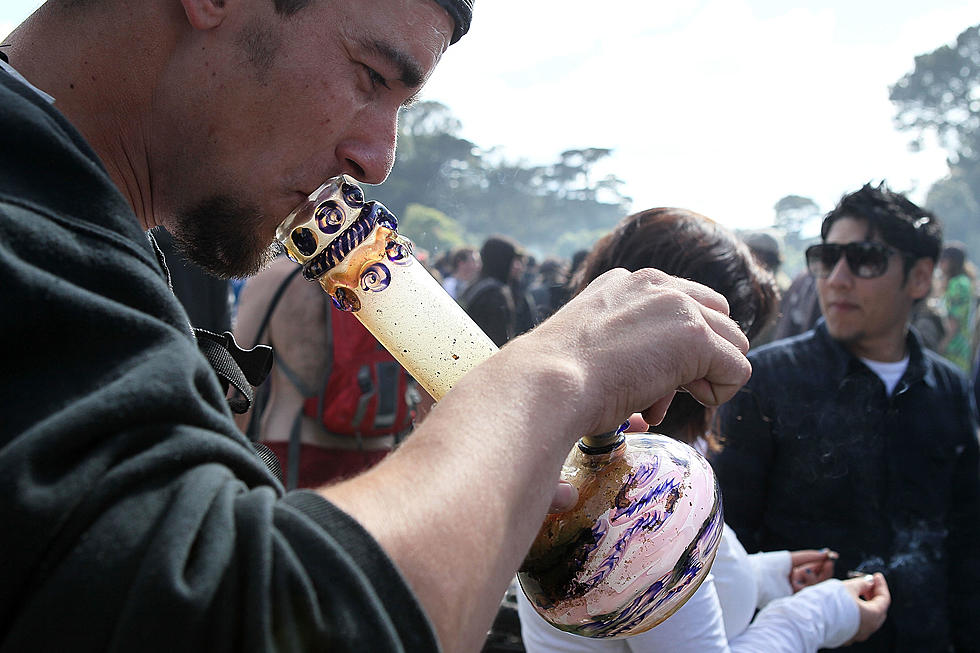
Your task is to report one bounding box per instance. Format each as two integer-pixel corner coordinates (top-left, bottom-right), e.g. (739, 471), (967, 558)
(367, 101), (631, 260)
(368, 101), (480, 220)
(398, 203), (466, 259)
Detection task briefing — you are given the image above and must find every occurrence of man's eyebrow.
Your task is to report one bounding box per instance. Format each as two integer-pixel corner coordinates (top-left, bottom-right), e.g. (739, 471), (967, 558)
(368, 39), (425, 89)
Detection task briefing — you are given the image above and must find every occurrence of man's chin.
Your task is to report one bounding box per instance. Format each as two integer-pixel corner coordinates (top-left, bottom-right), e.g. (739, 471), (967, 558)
(182, 237), (282, 280)
(825, 323), (864, 347)
(170, 196), (284, 279)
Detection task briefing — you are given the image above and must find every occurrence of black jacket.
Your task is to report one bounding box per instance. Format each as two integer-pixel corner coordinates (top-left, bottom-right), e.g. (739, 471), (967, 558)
(0, 65), (436, 652)
(713, 321), (980, 652)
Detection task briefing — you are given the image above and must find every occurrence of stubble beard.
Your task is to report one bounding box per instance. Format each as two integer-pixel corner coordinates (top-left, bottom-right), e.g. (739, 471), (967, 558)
(170, 194), (283, 279)
(828, 324), (865, 349)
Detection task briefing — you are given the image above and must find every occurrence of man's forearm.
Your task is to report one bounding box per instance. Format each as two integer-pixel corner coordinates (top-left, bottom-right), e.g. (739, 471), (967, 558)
(320, 336), (588, 652)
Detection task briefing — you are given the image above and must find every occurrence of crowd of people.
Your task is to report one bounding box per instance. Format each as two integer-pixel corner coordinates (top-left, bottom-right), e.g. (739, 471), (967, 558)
(3, 1), (980, 652)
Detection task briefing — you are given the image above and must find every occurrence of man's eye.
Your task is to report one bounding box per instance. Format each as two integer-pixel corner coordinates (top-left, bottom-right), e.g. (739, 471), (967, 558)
(363, 65), (390, 90)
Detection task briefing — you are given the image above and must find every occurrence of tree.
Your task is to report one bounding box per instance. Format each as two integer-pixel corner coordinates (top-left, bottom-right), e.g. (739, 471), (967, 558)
(397, 203), (466, 259)
(370, 102), (631, 258)
(890, 24), (980, 257)
(925, 170), (980, 256)
(890, 25), (980, 164)
(368, 101), (480, 220)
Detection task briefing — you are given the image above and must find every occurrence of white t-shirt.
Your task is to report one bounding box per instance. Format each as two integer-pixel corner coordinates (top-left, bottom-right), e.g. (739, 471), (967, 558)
(442, 275), (463, 300)
(860, 356), (910, 397)
(517, 524), (859, 653)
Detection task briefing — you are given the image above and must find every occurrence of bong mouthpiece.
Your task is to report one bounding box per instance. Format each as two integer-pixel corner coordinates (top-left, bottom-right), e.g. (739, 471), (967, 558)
(275, 175), (498, 400)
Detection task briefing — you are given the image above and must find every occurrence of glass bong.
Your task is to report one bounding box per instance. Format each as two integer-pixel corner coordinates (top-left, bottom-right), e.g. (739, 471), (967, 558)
(275, 176), (723, 639)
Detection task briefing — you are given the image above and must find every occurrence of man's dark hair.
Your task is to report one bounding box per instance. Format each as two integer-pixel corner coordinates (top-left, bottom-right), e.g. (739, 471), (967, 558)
(821, 182), (943, 278)
(450, 245), (477, 270)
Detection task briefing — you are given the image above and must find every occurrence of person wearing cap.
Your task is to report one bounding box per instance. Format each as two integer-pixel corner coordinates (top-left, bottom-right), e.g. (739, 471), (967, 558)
(0, 1), (752, 651)
(712, 183), (980, 652)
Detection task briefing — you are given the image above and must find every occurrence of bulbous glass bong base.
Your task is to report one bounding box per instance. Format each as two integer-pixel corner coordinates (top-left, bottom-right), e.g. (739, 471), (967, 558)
(276, 176), (723, 639)
(517, 432), (723, 639)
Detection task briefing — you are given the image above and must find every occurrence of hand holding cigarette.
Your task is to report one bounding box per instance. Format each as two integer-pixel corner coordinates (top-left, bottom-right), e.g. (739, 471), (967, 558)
(842, 572), (891, 644)
(789, 548), (839, 591)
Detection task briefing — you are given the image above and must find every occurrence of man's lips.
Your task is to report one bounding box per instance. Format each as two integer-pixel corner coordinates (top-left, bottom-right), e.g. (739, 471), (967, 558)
(826, 300), (859, 312)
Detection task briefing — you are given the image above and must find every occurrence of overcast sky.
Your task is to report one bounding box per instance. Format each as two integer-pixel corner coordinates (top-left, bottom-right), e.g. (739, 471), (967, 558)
(3, 0), (977, 234)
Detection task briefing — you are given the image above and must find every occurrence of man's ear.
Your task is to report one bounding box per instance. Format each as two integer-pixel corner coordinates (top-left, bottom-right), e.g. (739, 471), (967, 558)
(180, 0), (230, 30)
(907, 258), (935, 300)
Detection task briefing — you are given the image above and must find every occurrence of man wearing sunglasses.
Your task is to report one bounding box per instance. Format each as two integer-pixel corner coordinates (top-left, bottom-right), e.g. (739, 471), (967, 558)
(712, 182), (980, 652)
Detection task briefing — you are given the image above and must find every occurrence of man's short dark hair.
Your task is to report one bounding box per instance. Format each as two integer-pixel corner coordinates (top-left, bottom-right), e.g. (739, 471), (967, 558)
(821, 182), (943, 277)
(450, 245), (477, 269)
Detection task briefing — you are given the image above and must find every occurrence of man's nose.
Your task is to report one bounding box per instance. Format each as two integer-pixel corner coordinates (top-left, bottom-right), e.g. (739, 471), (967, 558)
(335, 109), (399, 185)
(825, 254), (853, 285)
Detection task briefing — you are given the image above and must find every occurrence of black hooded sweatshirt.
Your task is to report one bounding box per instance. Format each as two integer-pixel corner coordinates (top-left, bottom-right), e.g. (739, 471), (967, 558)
(0, 64), (437, 652)
(460, 237), (518, 347)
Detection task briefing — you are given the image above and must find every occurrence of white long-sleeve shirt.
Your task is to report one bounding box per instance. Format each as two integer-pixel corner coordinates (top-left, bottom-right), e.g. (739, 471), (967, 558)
(517, 524), (859, 653)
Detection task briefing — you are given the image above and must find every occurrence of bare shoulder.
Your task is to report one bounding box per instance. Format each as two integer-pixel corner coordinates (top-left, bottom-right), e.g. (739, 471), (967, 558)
(239, 258), (303, 304)
(235, 258), (324, 346)
(235, 258), (329, 381)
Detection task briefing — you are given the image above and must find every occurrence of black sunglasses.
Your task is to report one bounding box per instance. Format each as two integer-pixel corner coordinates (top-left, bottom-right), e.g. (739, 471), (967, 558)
(805, 242), (903, 279)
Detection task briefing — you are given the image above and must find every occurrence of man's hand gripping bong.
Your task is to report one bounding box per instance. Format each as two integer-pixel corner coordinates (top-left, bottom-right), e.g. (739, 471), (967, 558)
(531, 267), (752, 513)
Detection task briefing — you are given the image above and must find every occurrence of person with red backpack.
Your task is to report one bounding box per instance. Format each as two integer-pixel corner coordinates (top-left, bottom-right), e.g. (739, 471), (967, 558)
(234, 256), (421, 489)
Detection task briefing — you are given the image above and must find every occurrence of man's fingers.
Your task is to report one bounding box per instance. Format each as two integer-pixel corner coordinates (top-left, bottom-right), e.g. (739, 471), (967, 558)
(666, 274), (732, 318)
(673, 301), (751, 407)
(547, 481), (578, 514)
(680, 364), (750, 407)
(698, 296), (751, 355)
(640, 394), (675, 427)
(625, 413), (650, 433)
(540, 267), (753, 433)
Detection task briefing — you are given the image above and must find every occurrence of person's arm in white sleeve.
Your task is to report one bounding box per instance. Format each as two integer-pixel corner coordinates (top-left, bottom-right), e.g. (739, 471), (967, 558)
(728, 579), (860, 652)
(749, 550), (792, 608)
(622, 577), (858, 653)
